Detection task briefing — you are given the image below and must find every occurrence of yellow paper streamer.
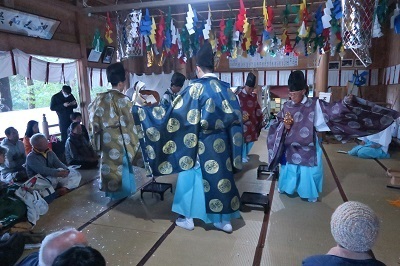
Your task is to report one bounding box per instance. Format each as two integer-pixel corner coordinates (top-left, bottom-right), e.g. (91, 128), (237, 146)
(150, 17), (156, 44)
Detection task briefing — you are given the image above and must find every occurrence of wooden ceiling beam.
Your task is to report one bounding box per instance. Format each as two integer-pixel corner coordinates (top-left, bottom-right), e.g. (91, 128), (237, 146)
(84, 0), (232, 13)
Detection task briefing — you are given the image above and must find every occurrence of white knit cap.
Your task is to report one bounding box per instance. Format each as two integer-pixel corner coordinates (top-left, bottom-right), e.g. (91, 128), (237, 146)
(330, 201), (380, 252)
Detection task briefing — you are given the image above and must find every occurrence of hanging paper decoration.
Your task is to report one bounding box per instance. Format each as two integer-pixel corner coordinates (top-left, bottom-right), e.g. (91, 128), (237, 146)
(180, 27), (190, 57)
(156, 13), (165, 49)
(248, 20), (258, 56)
(333, 0), (342, 19)
(129, 11), (141, 39)
(203, 4), (212, 40)
(283, 30), (293, 54)
(116, 10), (143, 59)
(322, 28), (331, 52)
(209, 30), (217, 50)
(171, 19), (177, 45)
(164, 9), (172, 50)
(395, 14), (400, 34)
(372, 14), (383, 38)
(267, 6), (274, 32)
(329, 26), (338, 56)
(243, 21), (251, 51)
(186, 4), (196, 35)
(376, 0), (388, 25)
(315, 5), (323, 35)
(225, 18), (234, 53)
(322, 0), (333, 29)
(140, 9), (152, 36)
(301, 0), (309, 23)
(263, 0), (268, 26)
(92, 29), (104, 52)
(105, 12), (113, 44)
(282, 4), (291, 26)
(235, 0), (246, 32)
(390, 4), (400, 29)
(219, 19), (227, 50)
(262, 0), (272, 42)
(192, 25), (203, 55)
(149, 17), (156, 44)
(170, 27), (179, 55)
(298, 22), (309, 38)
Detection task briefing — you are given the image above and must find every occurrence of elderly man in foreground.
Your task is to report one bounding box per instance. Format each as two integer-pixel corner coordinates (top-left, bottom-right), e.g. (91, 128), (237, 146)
(16, 228), (95, 266)
(25, 133), (81, 196)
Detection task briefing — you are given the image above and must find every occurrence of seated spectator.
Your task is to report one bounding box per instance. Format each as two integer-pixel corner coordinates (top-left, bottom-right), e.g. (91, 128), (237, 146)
(0, 127), (28, 183)
(16, 228), (88, 266)
(302, 201), (385, 266)
(52, 246), (106, 266)
(348, 127), (392, 159)
(0, 146), (8, 191)
(26, 133), (81, 196)
(0, 146), (6, 164)
(69, 112), (89, 142)
(65, 122), (98, 169)
(23, 120), (40, 155)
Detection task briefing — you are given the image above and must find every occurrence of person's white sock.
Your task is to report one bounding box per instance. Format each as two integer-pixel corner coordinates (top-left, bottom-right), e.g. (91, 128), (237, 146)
(175, 217), (194, 230)
(213, 221), (232, 233)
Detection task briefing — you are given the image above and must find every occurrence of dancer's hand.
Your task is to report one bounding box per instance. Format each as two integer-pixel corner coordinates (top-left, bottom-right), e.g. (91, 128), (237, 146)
(283, 112), (293, 130)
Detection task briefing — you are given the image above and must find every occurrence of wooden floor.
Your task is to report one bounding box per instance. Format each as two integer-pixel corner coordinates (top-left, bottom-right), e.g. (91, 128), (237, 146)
(19, 130), (400, 265)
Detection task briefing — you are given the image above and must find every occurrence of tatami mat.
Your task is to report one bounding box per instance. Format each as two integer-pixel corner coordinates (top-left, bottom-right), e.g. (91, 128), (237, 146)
(18, 130), (400, 266)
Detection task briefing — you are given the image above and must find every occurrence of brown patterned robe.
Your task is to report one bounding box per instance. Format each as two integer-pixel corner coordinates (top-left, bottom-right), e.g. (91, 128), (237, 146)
(88, 89), (139, 192)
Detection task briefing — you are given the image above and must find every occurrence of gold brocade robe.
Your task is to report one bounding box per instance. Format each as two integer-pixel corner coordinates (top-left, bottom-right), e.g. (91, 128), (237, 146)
(88, 89), (139, 192)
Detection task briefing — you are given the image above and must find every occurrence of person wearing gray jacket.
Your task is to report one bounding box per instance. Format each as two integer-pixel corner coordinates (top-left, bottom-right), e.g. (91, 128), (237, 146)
(26, 133), (81, 196)
(0, 127), (28, 183)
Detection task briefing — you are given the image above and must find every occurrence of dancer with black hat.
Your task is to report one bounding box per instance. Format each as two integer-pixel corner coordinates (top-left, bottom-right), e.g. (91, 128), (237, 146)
(132, 42), (243, 233)
(88, 62), (140, 200)
(236, 72), (263, 163)
(267, 70), (399, 203)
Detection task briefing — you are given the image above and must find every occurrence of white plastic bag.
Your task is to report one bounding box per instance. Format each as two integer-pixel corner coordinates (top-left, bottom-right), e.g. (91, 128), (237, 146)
(22, 174), (55, 199)
(15, 188), (49, 225)
(66, 167), (82, 189)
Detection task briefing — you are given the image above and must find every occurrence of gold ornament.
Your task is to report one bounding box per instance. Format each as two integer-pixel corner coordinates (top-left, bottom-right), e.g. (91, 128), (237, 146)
(147, 49), (154, 67)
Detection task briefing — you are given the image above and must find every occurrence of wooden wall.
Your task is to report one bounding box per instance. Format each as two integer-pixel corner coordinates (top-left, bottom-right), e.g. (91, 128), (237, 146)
(0, 0), (114, 65)
(371, 28), (400, 111)
(0, 0), (399, 112)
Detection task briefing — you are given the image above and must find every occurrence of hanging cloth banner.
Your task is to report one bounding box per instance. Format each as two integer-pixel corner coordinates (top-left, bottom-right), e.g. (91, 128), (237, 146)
(11, 49), (76, 83)
(0, 51), (16, 78)
(87, 67), (108, 88)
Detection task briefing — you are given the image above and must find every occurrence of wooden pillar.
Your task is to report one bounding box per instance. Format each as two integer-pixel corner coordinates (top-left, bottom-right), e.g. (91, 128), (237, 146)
(314, 53), (329, 97)
(75, 12), (91, 127)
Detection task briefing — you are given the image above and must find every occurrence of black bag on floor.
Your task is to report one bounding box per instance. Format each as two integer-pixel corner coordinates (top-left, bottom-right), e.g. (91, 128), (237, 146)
(0, 183), (27, 229)
(0, 232), (25, 266)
